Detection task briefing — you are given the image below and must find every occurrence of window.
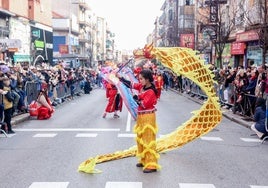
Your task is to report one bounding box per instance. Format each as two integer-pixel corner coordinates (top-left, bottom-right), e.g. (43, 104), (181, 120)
(168, 9), (173, 23)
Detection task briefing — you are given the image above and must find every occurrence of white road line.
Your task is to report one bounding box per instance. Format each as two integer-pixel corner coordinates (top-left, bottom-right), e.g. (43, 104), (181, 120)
(126, 112), (132, 132)
(29, 182), (69, 188)
(240, 138), (261, 143)
(105, 182), (142, 188)
(75, 133), (98, 137)
(200, 137), (223, 141)
(0, 134), (16, 138)
(250, 186), (268, 188)
(14, 128), (120, 132)
(118, 133), (136, 138)
(179, 183), (216, 188)
(33, 133), (57, 138)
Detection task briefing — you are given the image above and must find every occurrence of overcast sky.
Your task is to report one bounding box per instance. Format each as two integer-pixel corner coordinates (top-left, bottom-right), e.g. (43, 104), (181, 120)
(88, 0), (164, 51)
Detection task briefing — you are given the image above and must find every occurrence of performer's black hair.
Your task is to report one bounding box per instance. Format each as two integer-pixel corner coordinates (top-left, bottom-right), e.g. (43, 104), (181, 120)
(140, 69), (158, 96)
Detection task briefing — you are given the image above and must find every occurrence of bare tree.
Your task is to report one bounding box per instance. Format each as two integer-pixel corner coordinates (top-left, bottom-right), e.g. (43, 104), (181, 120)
(196, 0), (240, 68)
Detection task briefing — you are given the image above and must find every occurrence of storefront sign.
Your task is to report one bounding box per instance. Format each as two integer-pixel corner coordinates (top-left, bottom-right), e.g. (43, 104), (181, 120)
(231, 42), (245, 55)
(0, 39), (21, 52)
(31, 26), (53, 64)
(13, 54), (31, 62)
(180, 34), (195, 49)
(59, 45), (69, 54)
(236, 30), (259, 42)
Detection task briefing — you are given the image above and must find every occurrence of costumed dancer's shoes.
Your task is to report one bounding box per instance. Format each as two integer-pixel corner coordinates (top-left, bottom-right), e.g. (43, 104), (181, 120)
(102, 113), (107, 118)
(113, 114), (120, 119)
(143, 169), (157, 173)
(136, 163), (144, 168)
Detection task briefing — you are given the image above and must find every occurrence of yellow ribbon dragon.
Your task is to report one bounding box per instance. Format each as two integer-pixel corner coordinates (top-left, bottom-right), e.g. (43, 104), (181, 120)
(78, 44), (222, 173)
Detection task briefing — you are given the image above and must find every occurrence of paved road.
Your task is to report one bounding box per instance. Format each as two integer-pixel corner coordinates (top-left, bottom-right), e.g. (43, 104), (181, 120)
(0, 89), (268, 188)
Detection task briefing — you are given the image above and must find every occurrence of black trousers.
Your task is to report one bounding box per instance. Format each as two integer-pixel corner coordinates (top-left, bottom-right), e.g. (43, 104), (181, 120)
(4, 108), (13, 131)
(115, 94), (121, 111)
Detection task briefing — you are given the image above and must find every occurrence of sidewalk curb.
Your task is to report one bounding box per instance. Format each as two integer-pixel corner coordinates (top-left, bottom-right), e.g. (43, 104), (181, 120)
(169, 89), (252, 129)
(10, 92), (87, 127)
(11, 113), (30, 126)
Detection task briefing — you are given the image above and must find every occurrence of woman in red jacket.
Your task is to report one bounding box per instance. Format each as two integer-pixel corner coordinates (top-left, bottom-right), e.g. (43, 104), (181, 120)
(119, 69), (160, 173)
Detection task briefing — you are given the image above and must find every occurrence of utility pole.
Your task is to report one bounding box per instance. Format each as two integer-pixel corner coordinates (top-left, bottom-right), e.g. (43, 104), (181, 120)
(68, 0), (72, 55)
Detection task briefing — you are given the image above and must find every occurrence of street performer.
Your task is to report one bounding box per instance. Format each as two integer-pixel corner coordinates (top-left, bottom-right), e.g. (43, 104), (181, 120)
(118, 69), (160, 173)
(102, 82), (122, 119)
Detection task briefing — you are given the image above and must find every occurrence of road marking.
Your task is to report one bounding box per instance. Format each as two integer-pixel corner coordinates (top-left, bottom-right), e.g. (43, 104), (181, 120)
(0, 134), (16, 138)
(105, 182), (142, 188)
(200, 137), (223, 141)
(250, 186), (268, 188)
(75, 133), (98, 137)
(179, 183), (216, 188)
(240, 138), (261, 143)
(126, 112), (132, 132)
(33, 133), (57, 138)
(14, 128), (120, 132)
(118, 133), (136, 138)
(29, 182), (69, 188)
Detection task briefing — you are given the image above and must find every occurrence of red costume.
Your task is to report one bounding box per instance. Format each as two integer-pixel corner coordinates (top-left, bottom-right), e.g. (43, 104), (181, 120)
(37, 100), (54, 120)
(133, 83), (157, 111)
(37, 83), (54, 120)
(105, 83), (122, 113)
(154, 75), (164, 99)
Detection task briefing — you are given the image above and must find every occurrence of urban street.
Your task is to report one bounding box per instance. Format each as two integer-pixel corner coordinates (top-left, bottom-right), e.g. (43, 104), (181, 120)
(0, 89), (267, 188)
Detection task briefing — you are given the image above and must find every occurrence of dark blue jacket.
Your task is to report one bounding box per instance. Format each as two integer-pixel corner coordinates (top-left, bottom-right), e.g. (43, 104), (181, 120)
(254, 106), (268, 134)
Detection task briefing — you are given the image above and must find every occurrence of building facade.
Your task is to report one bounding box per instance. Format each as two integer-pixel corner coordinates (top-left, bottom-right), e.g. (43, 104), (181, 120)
(0, 0), (53, 65)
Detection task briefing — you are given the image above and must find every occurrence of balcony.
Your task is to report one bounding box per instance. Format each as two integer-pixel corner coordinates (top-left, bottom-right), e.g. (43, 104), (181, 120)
(79, 34), (90, 43)
(72, 0), (90, 10)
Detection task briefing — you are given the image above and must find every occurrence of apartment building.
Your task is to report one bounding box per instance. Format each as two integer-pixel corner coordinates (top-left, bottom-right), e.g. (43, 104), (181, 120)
(0, 0), (53, 65)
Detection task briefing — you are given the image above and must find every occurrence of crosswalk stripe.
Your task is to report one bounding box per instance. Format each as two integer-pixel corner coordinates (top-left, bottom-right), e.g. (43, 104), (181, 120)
(29, 182), (69, 188)
(105, 182), (142, 188)
(200, 137), (223, 141)
(250, 186), (268, 188)
(179, 183), (216, 188)
(14, 128), (120, 132)
(118, 133), (136, 138)
(75, 133), (98, 137)
(33, 133), (57, 138)
(240, 138), (261, 143)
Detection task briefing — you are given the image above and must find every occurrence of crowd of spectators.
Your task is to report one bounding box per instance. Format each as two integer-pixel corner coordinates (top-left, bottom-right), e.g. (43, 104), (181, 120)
(0, 61), (98, 133)
(162, 63), (268, 119)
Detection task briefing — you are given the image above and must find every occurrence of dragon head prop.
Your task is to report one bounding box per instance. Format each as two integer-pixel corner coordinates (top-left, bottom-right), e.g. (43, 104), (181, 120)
(133, 43), (155, 59)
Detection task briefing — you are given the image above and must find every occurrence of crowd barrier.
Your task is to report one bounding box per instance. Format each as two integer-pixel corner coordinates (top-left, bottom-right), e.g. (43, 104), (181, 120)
(21, 80), (83, 109)
(179, 78), (257, 120)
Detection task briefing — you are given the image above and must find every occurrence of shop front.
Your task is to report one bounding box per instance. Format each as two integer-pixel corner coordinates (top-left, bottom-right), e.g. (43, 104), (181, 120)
(9, 17), (31, 65)
(31, 25), (53, 66)
(236, 30), (261, 66)
(231, 42), (245, 67)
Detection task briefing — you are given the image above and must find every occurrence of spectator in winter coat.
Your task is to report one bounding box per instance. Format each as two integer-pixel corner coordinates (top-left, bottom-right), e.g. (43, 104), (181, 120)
(251, 97), (268, 139)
